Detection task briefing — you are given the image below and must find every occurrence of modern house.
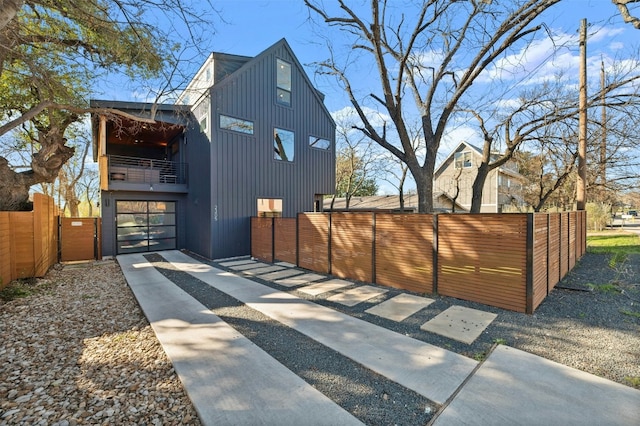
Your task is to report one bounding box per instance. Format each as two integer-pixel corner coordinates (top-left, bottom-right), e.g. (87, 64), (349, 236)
(92, 39), (336, 259)
(434, 141), (525, 213)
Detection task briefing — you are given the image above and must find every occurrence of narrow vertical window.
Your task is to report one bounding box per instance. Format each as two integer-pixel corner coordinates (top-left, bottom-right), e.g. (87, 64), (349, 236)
(274, 128), (294, 162)
(276, 59), (291, 106)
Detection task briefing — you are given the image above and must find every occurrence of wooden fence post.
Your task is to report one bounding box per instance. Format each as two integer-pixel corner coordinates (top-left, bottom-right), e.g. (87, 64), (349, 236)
(526, 213), (534, 314)
(432, 214), (439, 294)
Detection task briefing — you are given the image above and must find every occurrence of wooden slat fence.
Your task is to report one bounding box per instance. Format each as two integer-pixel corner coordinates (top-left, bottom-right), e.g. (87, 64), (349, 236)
(251, 211), (587, 313)
(331, 213), (374, 283)
(438, 214), (529, 312)
(375, 214), (434, 294)
(0, 194), (59, 289)
(250, 217), (274, 262)
(274, 218), (297, 265)
(298, 214), (330, 274)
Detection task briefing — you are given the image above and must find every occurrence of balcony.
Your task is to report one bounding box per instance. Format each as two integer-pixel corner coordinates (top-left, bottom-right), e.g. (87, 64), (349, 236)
(107, 155), (188, 193)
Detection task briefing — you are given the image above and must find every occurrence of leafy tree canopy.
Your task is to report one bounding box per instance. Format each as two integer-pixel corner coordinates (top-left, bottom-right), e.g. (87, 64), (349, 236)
(0, 0), (211, 210)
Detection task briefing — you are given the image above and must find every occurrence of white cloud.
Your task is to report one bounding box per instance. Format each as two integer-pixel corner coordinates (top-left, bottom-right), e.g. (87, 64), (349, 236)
(609, 41), (624, 51)
(331, 105), (392, 129)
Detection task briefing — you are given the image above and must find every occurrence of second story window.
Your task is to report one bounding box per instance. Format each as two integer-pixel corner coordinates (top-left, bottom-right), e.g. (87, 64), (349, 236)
(220, 114), (254, 135)
(309, 136), (331, 150)
(276, 59), (291, 106)
(454, 151), (472, 169)
(274, 128), (294, 162)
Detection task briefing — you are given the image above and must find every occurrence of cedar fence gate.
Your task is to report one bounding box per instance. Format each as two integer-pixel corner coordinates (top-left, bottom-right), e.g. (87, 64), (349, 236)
(1, 194), (102, 289)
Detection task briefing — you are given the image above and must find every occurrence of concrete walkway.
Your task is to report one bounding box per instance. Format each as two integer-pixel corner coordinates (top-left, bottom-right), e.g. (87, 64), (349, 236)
(118, 251), (640, 426)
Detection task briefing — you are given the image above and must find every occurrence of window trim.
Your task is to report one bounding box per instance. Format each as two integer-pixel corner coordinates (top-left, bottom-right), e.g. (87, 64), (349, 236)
(276, 58), (292, 107)
(273, 127), (295, 162)
(219, 114), (255, 135)
(454, 151), (473, 169)
(308, 135), (332, 151)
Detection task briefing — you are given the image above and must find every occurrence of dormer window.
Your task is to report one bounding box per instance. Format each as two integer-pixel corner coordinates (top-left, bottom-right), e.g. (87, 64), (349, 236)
(454, 151), (472, 169)
(276, 59), (291, 106)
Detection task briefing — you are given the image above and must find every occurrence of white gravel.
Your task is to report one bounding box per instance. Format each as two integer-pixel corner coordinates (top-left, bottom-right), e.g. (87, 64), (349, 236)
(0, 260), (200, 425)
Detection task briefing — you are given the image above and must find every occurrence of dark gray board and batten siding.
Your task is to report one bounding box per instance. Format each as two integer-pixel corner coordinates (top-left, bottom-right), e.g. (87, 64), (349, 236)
(202, 40), (335, 259)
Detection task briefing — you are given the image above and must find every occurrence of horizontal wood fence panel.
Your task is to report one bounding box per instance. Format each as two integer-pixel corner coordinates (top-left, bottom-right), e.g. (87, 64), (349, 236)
(250, 210), (587, 314)
(60, 218), (99, 262)
(274, 218), (297, 264)
(251, 217), (273, 262)
(375, 214), (434, 293)
(0, 212), (11, 288)
(331, 213), (373, 283)
(10, 212), (36, 279)
(533, 214), (549, 311)
(548, 213), (561, 290)
(437, 214), (528, 312)
(298, 214), (329, 274)
(33, 194), (58, 276)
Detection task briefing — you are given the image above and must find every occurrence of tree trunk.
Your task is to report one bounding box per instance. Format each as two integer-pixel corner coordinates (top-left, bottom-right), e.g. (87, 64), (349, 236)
(470, 163), (490, 213)
(414, 169), (434, 214)
(0, 127), (74, 211)
(0, 0), (23, 31)
(0, 158), (35, 210)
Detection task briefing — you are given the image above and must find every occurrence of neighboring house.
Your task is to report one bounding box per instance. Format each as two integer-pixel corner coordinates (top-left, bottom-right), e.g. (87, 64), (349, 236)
(323, 193), (466, 213)
(434, 141), (525, 213)
(92, 39), (336, 259)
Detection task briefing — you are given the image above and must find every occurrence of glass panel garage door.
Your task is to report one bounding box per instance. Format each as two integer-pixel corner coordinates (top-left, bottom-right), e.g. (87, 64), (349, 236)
(116, 201), (176, 254)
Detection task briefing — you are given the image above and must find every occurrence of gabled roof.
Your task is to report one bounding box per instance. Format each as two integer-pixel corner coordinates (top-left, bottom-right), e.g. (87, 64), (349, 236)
(434, 141), (480, 178)
(434, 141), (524, 180)
(207, 38), (334, 126)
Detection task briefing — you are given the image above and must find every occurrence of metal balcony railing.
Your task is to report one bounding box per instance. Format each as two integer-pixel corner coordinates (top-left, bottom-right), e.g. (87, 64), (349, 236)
(108, 155), (187, 185)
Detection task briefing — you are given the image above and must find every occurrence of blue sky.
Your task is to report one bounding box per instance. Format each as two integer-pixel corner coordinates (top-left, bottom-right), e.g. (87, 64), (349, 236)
(94, 0), (640, 193)
(104, 0), (640, 111)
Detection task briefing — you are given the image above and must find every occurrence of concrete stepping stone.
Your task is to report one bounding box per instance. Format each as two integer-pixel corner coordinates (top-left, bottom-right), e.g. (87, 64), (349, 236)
(275, 261), (296, 268)
(257, 268), (305, 281)
(274, 273), (326, 288)
(219, 259), (254, 267)
(420, 306), (497, 344)
(366, 293), (435, 322)
(299, 279), (353, 296)
(229, 262), (269, 271)
(327, 285), (388, 307)
(243, 265), (285, 276)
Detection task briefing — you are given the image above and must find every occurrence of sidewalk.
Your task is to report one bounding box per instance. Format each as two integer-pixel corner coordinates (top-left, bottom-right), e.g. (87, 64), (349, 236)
(118, 250), (640, 425)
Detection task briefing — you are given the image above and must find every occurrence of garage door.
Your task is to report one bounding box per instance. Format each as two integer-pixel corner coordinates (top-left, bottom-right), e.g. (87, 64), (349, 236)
(116, 201), (176, 254)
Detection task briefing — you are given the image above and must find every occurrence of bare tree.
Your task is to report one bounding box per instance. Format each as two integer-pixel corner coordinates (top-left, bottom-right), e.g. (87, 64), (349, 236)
(613, 0), (640, 29)
(379, 121), (423, 211)
(305, 0), (562, 213)
(331, 113), (381, 210)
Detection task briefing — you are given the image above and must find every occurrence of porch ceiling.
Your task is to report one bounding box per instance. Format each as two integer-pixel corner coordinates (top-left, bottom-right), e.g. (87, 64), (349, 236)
(107, 116), (184, 148)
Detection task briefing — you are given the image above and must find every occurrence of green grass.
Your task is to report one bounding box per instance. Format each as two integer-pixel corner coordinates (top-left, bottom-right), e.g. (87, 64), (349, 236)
(0, 277), (53, 302)
(0, 280), (36, 302)
(620, 309), (640, 319)
(625, 376), (640, 389)
(587, 233), (640, 255)
(586, 283), (621, 294)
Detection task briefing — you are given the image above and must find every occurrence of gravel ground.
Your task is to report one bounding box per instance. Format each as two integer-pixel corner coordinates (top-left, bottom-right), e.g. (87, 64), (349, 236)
(0, 261), (200, 425)
(0, 248), (638, 425)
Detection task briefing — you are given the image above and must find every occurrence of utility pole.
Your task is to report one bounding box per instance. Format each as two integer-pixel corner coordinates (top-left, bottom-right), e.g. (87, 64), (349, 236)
(600, 59), (607, 191)
(577, 18), (587, 211)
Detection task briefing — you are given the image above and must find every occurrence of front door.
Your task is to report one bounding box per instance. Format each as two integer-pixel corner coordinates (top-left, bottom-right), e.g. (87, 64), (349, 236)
(116, 200), (176, 254)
